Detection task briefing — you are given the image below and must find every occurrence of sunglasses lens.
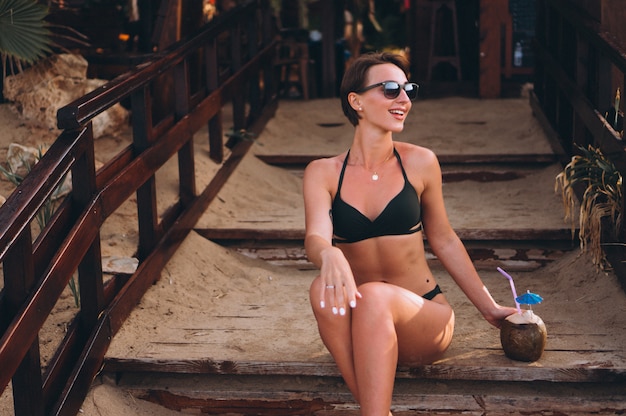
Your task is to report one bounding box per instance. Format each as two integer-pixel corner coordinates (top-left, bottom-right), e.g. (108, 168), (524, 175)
(405, 83), (418, 100)
(382, 82), (419, 100)
(382, 82), (401, 99)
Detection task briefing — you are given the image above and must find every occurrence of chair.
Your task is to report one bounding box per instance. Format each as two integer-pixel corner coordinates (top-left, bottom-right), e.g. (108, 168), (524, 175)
(427, 0), (462, 81)
(275, 28), (311, 99)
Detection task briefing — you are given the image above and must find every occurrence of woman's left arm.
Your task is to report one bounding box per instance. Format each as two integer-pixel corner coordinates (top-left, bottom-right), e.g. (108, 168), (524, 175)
(415, 148), (516, 327)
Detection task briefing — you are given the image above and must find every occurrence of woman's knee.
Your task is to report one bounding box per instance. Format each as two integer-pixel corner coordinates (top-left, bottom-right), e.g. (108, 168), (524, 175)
(353, 282), (395, 321)
(356, 281), (395, 307)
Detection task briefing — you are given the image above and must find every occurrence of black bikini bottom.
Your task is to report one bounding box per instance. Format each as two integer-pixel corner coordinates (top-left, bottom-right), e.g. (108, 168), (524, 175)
(422, 284), (442, 300)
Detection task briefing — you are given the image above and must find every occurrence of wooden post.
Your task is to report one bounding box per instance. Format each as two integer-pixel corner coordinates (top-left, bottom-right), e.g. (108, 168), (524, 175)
(205, 38), (224, 163)
(320, 0), (336, 97)
(479, 0), (511, 98)
(4, 231), (44, 416)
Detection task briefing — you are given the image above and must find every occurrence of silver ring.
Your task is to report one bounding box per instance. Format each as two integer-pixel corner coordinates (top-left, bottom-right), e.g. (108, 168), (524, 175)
(325, 285), (335, 289)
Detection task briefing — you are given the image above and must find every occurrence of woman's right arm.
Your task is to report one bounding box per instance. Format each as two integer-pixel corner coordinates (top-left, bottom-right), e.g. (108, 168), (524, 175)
(303, 159), (361, 313)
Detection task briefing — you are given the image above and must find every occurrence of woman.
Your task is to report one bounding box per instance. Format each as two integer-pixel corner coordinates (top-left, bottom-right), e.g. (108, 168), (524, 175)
(303, 52), (517, 416)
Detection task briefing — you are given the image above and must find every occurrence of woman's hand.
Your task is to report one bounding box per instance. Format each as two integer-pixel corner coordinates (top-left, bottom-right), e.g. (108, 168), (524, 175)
(482, 304), (519, 329)
(317, 246), (362, 315)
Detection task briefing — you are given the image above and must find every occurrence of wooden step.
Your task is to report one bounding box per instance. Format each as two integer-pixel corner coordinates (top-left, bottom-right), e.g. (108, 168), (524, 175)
(102, 233), (626, 389)
(207, 238), (574, 271)
(98, 372), (626, 415)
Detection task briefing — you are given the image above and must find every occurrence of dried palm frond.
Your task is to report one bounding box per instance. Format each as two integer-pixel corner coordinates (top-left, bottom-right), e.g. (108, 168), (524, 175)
(555, 145), (623, 268)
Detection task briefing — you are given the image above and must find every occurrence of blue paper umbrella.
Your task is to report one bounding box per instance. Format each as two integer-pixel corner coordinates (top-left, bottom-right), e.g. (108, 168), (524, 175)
(516, 290), (543, 309)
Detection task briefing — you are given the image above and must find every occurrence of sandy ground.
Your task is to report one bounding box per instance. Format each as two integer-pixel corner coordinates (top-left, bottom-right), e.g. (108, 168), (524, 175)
(1, 94), (624, 415)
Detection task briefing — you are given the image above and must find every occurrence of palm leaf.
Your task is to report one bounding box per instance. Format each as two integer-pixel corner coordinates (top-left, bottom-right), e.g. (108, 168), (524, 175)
(0, 0), (51, 72)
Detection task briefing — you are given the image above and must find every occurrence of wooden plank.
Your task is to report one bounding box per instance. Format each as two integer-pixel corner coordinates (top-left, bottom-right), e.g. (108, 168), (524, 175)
(41, 317), (82, 408)
(105, 320), (620, 354)
(107, 373), (626, 415)
(119, 388), (626, 415)
(104, 348), (626, 383)
(111, 383), (626, 416)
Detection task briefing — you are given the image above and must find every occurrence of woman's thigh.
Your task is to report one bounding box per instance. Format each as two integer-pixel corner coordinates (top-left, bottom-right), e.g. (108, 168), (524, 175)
(359, 281), (455, 365)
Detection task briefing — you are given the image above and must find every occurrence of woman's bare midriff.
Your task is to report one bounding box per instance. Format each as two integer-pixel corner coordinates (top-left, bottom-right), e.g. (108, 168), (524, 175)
(337, 232), (445, 303)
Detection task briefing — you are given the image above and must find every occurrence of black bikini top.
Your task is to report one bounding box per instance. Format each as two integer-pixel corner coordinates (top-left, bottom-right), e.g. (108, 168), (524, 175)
(331, 148), (422, 244)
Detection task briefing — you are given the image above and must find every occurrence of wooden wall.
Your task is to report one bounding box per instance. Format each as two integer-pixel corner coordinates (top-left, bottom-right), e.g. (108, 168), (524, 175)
(602, 0), (626, 45)
(568, 0), (601, 20)
(602, 0), (626, 113)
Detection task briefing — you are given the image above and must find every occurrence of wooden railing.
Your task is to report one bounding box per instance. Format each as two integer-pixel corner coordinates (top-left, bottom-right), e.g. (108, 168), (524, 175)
(532, 0), (626, 286)
(0, 1), (277, 414)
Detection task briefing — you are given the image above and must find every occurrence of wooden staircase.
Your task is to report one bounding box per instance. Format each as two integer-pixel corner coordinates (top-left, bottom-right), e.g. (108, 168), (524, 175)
(94, 98), (626, 415)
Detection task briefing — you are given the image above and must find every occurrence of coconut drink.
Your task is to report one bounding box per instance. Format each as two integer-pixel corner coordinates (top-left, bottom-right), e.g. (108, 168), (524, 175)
(497, 267), (547, 362)
(500, 309), (547, 362)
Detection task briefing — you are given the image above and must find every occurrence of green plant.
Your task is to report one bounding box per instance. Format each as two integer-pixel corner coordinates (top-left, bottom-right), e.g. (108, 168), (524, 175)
(0, 0), (52, 79)
(555, 145), (623, 268)
(0, 148), (79, 306)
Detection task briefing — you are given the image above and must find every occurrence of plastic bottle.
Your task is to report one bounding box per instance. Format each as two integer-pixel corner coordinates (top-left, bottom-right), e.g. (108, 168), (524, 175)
(514, 42), (523, 67)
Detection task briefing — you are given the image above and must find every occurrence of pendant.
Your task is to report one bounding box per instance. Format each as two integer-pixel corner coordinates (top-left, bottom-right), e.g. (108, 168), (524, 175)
(372, 173), (379, 181)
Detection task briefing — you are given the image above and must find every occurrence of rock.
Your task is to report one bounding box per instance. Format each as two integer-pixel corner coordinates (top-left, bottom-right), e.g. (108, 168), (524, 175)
(102, 256), (139, 274)
(500, 310), (547, 362)
(3, 55), (88, 101)
(6, 143), (72, 198)
(3, 54), (128, 138)
(7, 143), (42, 178)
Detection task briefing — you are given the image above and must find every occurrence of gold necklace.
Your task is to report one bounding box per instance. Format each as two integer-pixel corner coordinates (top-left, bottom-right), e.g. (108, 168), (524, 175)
(370, 149), (395, 181)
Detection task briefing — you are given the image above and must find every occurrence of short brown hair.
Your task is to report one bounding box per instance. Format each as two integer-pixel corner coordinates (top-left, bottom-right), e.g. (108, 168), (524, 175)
(340, 52), (411, 126)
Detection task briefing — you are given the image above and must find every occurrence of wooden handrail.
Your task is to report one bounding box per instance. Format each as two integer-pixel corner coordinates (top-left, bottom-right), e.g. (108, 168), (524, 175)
(0, 1), (278, 414)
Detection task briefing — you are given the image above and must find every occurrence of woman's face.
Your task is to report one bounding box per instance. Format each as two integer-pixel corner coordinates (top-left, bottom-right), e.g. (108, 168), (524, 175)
(355, 63), (412, 133)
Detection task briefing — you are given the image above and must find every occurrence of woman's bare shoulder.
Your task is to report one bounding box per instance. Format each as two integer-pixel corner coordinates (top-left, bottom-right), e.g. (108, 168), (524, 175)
(304, 153), (346, 177)
(394, 142), (438, 165)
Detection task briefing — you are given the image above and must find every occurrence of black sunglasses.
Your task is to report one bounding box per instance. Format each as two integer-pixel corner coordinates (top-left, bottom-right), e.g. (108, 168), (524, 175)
(356, 81), (419, 100)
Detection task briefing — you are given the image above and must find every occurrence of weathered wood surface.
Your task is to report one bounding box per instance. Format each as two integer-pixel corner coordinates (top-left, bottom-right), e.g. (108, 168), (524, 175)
(105, 373), (626, 415)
